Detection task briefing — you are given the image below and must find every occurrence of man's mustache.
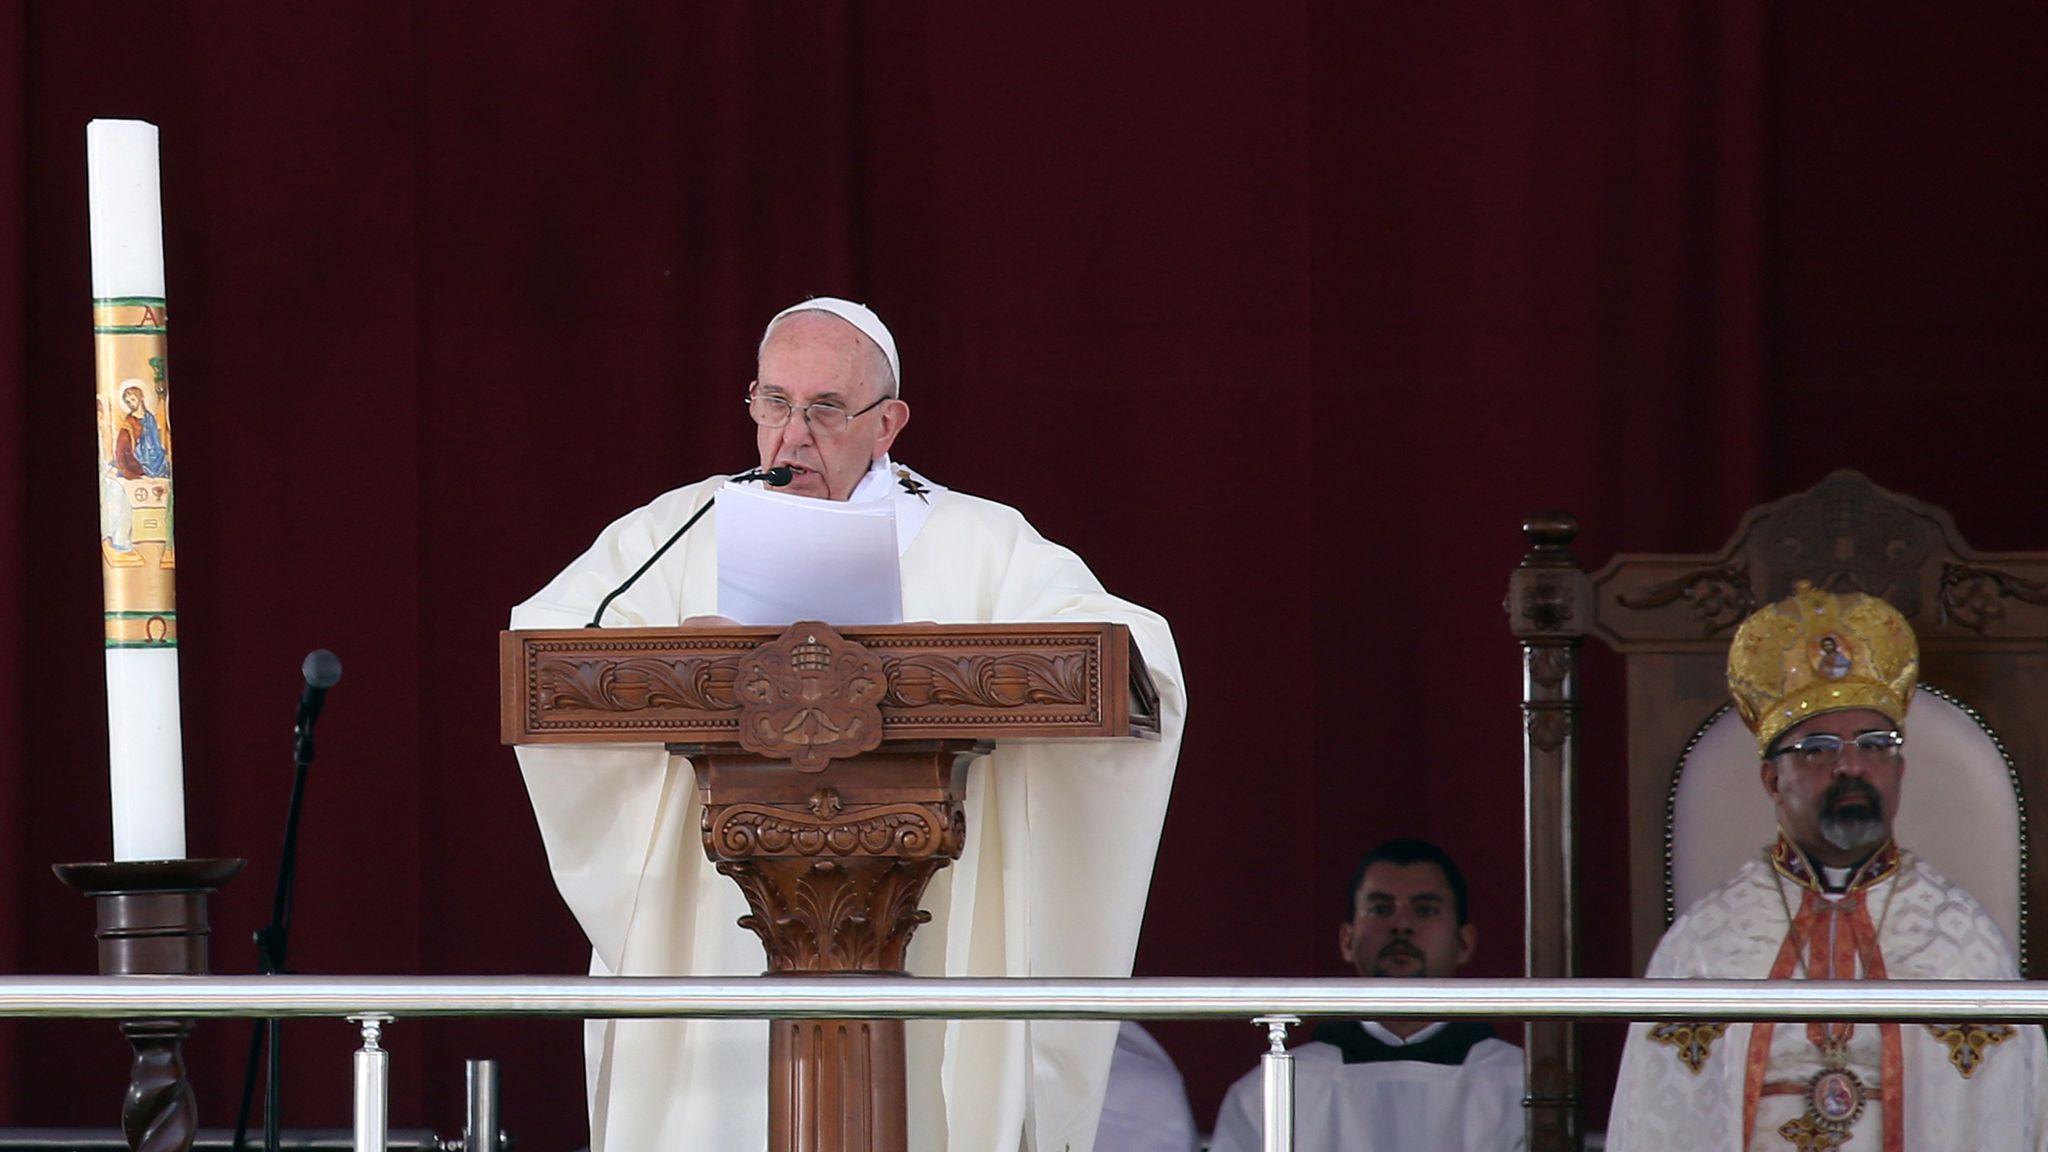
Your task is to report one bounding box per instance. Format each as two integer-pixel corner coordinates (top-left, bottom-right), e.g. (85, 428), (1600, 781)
(1378, 942), (1424, 961)
(1823, 777), (1884, 819)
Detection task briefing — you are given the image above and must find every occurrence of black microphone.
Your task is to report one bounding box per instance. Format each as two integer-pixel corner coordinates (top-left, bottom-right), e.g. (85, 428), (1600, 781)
(293, 650), (342, 766)
(585, 466), (793, 627)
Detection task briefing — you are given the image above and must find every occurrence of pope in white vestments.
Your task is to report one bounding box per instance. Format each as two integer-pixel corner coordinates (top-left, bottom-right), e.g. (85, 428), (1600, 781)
(511, 298), (1187, 1152)
(1606, 583), (2048, 1151)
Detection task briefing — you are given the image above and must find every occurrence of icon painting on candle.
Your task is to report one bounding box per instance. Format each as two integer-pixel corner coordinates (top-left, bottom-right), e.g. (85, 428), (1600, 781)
(96, 300), (178, 644)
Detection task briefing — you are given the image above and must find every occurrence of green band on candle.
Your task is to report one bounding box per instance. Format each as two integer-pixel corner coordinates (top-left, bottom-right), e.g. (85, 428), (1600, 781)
(104, 611), (178, 647)
(92, 300), (168, 334)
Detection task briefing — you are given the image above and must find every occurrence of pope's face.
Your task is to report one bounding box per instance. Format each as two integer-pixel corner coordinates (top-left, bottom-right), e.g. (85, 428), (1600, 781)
(1761, 707), (1906, 867)
(753, 312), (907, 501)
(1338, 861), (1474, 980)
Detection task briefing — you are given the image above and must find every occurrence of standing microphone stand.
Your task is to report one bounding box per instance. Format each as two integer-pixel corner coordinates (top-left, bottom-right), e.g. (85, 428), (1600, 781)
(231, 668), (332, 1152)
(228, 747), (308, 1151)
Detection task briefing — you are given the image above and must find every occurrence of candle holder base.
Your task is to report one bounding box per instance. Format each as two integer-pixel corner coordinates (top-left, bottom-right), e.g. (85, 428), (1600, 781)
(55, 858), (245, 1152)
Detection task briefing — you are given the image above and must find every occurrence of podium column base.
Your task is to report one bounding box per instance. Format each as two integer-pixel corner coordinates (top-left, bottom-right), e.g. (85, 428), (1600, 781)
(769, 1011), (908, 1152)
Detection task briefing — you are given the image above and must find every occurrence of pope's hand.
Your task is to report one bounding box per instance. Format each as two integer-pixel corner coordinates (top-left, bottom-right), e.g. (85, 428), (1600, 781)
(681, 614), (740, 628)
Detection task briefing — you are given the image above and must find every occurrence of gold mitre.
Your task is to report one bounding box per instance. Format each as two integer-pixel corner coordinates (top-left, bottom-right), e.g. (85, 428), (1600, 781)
(1726, 581), (1920, 755)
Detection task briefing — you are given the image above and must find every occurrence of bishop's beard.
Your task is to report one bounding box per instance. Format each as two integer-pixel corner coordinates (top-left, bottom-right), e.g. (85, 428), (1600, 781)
(1819, 777), (1888, 854)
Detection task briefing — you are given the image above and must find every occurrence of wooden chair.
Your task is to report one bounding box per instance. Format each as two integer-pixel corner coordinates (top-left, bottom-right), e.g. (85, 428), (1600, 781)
(1506, 469), (2048, 1152)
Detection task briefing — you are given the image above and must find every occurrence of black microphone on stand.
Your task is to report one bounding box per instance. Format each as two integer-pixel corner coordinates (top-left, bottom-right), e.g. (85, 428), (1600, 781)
(233, 649), (343, 1152)
(585, 466), (793, 627)
(293, 649), (342, 764)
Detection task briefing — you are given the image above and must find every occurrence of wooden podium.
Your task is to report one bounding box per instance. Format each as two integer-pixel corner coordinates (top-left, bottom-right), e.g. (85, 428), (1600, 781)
(501, 620), (1160, 1152)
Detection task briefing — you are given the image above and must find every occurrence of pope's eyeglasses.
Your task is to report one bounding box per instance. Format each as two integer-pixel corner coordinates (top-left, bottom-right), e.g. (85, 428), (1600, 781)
(746, 385), (889, 435)
(1771, 730), (1905, 770)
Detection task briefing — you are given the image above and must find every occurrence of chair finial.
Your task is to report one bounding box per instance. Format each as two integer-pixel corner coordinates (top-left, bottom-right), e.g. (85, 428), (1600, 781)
(1521, 511), (1580, 566)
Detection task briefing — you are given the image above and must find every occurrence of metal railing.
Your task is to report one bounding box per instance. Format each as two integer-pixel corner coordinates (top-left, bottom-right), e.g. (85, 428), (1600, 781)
(6, 975), (2044, 1152)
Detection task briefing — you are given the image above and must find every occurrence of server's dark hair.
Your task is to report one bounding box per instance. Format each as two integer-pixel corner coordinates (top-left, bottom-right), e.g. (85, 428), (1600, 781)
(1346, 838), (1469, 925)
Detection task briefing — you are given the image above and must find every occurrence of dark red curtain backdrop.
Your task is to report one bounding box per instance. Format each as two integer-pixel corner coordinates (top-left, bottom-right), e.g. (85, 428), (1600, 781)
(5, 4), (2047, 1147)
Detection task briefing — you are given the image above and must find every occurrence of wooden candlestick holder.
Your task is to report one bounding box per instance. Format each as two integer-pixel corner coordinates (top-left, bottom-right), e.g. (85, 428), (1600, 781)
(54, 858), (245, 1152)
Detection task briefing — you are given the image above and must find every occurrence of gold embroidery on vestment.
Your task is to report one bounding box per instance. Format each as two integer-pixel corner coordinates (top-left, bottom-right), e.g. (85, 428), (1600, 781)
(1927, 1022), (2014, 1078)
(1777, 1113), (1853, 1151)
(1648, 1021), (1727, 1073)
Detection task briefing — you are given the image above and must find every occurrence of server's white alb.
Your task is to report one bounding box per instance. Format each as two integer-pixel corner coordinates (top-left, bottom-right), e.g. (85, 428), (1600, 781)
(1210, 1020), (1526, 1152)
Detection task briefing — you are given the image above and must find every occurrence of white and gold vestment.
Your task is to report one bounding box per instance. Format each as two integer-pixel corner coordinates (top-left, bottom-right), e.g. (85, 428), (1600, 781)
(1608, 837), (2048, 1151)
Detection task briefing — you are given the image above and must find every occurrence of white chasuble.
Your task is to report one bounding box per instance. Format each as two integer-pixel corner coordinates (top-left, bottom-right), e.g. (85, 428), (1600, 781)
(512, 460), (1187, 1152)
(1607, 839), (2048, 1152)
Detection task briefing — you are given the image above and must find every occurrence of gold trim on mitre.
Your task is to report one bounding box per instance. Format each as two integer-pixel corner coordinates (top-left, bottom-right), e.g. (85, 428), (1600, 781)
(1727, 581), (1919, 756)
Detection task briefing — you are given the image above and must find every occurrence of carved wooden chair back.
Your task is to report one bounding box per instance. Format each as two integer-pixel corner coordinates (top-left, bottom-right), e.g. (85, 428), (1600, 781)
(1572, 470), (2043, 973)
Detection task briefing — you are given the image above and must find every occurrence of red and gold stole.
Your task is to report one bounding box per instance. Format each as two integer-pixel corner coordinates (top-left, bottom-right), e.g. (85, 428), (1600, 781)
(1740, 838), (1904, 1152)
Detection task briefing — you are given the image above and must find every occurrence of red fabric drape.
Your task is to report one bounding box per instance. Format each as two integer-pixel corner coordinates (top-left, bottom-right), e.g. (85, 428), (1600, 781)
(3, 4), (2047, 1147)
(0, 0), (27, 1108)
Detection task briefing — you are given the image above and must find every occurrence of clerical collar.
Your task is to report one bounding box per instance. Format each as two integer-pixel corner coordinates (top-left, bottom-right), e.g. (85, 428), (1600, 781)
(847, 455), (900, 502)
(1361, 1020), (1446, 1047)
(1769, 834), (1901, 895)
(1310, 1019), (1499, 1066)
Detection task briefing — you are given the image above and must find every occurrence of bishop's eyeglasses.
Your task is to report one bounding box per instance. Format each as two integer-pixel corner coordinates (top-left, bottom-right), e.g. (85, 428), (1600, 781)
(1771, 730), (1905, 770)
(746, 385), (889, 434)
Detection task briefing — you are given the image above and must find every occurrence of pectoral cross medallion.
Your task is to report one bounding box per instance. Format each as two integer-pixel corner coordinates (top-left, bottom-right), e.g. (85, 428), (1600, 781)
(1779, 1047), (1865, 1150)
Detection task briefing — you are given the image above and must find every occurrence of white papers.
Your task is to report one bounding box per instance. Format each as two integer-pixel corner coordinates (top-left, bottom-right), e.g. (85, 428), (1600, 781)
(715, 483), (903, 625)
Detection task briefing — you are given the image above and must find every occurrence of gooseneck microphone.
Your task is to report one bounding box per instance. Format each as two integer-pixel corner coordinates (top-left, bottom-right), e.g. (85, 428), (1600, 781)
(739, 465), (795, 487)
(585, 466), (793, 627)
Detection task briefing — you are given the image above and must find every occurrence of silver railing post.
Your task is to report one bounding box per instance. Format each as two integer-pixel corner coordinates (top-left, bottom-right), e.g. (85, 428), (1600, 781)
(464, 1058), (502, 1152)
(352, 1014), (392, 1152)
(1254, 1014), (1298, 1152)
